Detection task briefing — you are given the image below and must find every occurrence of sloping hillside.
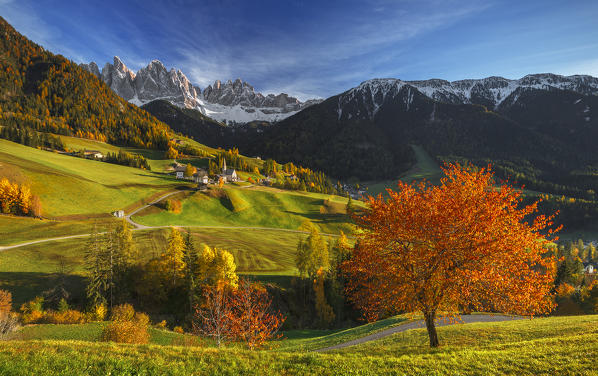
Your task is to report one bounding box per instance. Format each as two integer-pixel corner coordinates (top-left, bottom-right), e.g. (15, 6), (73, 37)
(0, 17), (171, 149)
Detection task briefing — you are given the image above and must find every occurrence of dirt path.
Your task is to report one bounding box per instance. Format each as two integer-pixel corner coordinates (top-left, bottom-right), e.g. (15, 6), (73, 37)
(315, 314), (522, 352)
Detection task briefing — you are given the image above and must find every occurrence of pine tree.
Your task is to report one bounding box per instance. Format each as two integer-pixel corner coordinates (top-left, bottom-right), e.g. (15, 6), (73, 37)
(85, 225), (108, 308)
(183, 231), (199, 313)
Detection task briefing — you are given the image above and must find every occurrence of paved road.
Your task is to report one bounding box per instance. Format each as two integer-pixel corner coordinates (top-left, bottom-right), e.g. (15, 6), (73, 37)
(0, 189), (348, 251)
(125, 190), (182, 229)
(315, 314), (522, 352)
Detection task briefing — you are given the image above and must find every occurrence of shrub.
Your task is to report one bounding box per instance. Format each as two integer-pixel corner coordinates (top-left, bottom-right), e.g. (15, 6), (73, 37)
(101, 320), (150, 344)
(110, 304), (135, 322)
(102, 304), (150, 344)
(20, 296), (44, 324)
(0, 290), (12, 313)
(21, 310), (44, 324)
(173, 326), (184, 334)
(155, 320), (167, 329)
(44, 310), (87, 324)
(0, 312), (19, 340)
(134, 312), (150, 327)
(89, 304), (107, 322)
(164, 199), (182, 213)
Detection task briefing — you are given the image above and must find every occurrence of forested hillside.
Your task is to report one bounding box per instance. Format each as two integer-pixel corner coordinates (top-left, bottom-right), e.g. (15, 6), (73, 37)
(0, 17), (170, 149)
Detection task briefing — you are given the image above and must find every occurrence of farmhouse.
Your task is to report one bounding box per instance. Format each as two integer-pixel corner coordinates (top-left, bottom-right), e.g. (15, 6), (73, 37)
(584, 263), (596, 274)
(84, 150), (104, 159)
(193, 169), (210, 185)
(173, 165), (187, 179)
(220, 159), (238, 182)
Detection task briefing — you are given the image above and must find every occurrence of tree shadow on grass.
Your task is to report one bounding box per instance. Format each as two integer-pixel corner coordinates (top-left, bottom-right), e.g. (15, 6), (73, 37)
(0, 272), (86, 309)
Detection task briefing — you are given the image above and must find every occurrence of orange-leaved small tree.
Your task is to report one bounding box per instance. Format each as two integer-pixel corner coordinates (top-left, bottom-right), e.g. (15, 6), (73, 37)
(228, 279), (285, 349)
(344, 163), (559, 347)
(193, 281), (234, 347)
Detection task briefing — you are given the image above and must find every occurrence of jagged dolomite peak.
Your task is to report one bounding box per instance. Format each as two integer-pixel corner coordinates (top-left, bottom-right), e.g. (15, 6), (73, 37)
(82, 57), (320, 124)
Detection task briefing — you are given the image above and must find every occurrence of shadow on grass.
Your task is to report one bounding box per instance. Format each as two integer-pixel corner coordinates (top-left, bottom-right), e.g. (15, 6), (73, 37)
(0, 272), (86, 309)
(244, 274), (295, 289)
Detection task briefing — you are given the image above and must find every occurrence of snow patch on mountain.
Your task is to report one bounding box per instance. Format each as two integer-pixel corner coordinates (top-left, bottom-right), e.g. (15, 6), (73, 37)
(337, 74), (598, 121)
(81, 57), (320, 124)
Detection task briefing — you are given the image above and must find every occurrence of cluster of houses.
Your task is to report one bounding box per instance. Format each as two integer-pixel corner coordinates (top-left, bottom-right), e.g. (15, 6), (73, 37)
(172, 159), (238, 186)
(342, 183), (367, 199)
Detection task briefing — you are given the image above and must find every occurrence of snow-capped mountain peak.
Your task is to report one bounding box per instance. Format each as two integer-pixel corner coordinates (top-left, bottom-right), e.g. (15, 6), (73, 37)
(81, 57), (320, 124)
(338, 74), (598, 120)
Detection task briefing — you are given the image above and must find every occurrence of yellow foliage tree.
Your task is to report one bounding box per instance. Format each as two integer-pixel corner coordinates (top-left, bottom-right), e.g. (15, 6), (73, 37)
(184, 163), (196, 178)
(196, 245), (238, 287)
(158, 227), (187, 289)
(314, 268), (335, 327)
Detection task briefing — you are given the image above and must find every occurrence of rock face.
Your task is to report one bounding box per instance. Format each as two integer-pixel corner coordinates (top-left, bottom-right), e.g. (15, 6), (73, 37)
(82, 57), (320, 124)
(203, 78), (304, 111)
(96, 57), (137, 101)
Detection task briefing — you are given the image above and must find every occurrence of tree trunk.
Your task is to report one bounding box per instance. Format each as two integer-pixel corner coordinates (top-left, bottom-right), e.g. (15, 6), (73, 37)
(424, 310), (439, 347)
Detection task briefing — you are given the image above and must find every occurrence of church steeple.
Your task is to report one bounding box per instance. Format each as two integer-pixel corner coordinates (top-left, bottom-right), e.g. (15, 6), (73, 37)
(222, 158), (227, 173)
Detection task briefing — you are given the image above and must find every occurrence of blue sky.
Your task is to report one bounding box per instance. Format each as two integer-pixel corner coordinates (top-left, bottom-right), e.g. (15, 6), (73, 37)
(2, 0), (597, 100)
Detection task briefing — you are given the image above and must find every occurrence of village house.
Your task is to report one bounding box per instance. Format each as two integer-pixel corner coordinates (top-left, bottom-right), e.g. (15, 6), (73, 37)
(84, 150), (104, 159)
(173, 164), (187, 179)
(112, 210), (125, 218)
(193, 169), (210, 185)
(220, 159), (238, 182)
(584, 262), (596, 274)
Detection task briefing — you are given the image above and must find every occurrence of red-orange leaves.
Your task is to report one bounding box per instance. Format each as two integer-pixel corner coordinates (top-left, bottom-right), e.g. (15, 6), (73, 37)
(343, 163), (559, 346)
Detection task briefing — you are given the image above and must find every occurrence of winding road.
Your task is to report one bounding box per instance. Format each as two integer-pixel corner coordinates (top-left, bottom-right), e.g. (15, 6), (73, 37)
(315, 314), (522, 352)
(0, 189), (346, 251)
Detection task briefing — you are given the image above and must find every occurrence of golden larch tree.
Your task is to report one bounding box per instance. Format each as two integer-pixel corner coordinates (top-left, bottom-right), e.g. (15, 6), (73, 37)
(344, 163), (559, 347)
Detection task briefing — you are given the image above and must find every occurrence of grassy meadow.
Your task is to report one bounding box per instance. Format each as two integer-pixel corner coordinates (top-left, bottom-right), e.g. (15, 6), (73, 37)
(0, 226), (343, 307)
(365, 144), (443, 197)
(133, 185), (356, 235)
(0, 315), (596, 375)
(0, 139), (186, 218)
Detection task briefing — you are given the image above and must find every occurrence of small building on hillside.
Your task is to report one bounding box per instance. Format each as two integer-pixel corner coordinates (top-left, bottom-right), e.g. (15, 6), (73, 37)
(174, 165), (187, 179)
(112, 210), (125, 218)
(584, 263), (596, 274)
(193, 169), (210, 185)
(84, 150), (104, 159)
(220, 160), (238, 182)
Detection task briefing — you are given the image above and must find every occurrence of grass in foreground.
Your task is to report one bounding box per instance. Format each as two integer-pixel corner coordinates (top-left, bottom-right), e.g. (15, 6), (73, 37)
(278, 315), (408, 352)
(0, 315), (596, 375)
(10, 323), (188, 346)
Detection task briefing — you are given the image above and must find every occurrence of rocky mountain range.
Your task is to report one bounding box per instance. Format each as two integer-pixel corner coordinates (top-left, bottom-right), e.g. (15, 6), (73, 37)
(335, 74), (598, 121)
(221, 72), (598, 184)
(81, 57), (319, 124)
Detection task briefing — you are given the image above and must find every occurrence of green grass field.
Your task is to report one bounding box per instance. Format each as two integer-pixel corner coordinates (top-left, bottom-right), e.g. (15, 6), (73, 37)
(366, 144), (443, 196)
(0, 139), (186, 217)
(9, 323), (188, 346)
(134, 186), (356, 235)
(0, 315), (595, 375)
(0, 226), (338, 307)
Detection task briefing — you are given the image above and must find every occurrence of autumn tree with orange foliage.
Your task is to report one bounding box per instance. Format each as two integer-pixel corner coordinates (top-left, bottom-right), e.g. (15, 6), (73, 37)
(344, 163), (559, 347)
(193, 279), (285, 349)
(228, 279), (285, 349)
